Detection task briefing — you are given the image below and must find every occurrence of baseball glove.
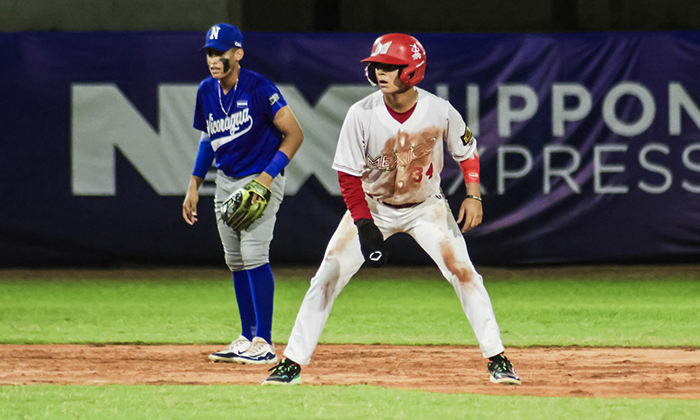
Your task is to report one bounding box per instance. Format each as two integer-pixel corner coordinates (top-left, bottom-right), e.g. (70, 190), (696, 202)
(221, 179), (272, 231)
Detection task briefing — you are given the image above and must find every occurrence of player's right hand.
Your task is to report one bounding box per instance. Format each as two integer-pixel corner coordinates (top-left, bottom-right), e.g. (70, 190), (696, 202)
(355, 218), (388, 267)
(183, 191), (199, 225)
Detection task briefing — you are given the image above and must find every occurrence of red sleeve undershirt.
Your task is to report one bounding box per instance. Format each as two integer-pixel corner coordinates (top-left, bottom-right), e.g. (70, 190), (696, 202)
(338, 172), (372, 222)
(459, 151), (480, 185)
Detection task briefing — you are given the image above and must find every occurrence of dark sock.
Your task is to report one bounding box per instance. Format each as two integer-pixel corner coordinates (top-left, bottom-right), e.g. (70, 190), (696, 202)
(232, 270), (256, 340)
(248, 263), (275, 342)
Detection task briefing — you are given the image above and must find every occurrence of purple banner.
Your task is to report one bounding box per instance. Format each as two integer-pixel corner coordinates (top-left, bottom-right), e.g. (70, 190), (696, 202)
(1, 31), (699, 267)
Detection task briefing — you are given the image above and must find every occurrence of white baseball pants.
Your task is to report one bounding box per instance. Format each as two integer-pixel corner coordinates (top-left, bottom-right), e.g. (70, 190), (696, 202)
(284, 195), (505, 365)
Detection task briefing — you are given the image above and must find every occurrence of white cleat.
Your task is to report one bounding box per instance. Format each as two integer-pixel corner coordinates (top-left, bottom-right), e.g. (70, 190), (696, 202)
(232, 337), (278, 365)
(208, 335), (251, 363)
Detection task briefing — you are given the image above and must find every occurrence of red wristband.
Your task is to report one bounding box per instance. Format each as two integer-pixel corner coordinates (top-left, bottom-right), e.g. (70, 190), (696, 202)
(459, 152), (480, 185)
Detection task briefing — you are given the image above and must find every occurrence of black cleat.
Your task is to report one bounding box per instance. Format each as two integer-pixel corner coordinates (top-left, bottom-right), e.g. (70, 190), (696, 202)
(262, 358), (302, 386)
(488, 354), (521, 385)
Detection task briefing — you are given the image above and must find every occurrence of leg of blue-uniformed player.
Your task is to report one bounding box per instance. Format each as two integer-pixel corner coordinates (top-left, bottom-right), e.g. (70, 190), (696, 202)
(239, 173), (284, 344)
(209, 188), (259, 362)
(230, 263), (277, 364)
(247, 263), (275, 343)
(232, 270), (256, 340)
(229, 174), (284, 365)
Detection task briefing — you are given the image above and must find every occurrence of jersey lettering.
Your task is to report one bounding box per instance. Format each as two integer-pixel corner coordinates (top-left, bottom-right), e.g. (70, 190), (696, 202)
(367, 136), (437, 170)
(206, 108), (253, 137)
(367, 153), (396, 171)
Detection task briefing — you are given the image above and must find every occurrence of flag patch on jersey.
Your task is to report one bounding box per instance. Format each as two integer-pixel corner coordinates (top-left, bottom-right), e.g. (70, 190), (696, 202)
(461, 127), (474, 146)
(269, 93), (280, 106)
(237, 100), (248, 108)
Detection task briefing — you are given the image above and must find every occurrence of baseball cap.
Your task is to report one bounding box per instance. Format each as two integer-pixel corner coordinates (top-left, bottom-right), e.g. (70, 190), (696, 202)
(201, 23), (243, 52)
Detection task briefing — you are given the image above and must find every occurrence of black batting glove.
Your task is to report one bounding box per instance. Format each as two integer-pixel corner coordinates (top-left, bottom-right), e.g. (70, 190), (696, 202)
(355, 218), (388, 268)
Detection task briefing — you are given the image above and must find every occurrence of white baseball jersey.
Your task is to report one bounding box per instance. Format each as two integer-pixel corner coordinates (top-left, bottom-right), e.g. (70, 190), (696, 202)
(332, 88), (477, 206)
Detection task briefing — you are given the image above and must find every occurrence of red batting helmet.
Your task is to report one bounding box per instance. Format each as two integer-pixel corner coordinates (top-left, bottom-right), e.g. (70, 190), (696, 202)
(361, 33), (426, 87)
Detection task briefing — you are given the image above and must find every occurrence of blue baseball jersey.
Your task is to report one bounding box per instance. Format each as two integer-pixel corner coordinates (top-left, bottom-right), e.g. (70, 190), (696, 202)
(193, 68), (288, 178)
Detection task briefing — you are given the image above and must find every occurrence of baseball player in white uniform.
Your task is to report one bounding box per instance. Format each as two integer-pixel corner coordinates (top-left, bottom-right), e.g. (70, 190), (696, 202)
(262, 33), (520, 386)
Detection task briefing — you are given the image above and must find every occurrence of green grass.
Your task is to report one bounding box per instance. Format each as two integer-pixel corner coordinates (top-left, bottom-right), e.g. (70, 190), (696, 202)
(1, 266), (699, 419)
(1, 384), (698, 420)
(0, 267), (698, 347)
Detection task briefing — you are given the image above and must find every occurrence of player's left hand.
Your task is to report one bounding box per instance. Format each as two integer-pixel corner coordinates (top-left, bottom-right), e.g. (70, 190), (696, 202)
(221, 179), (272, 231)
(252, 173), (274, 204)
(456, 197), (483, 233)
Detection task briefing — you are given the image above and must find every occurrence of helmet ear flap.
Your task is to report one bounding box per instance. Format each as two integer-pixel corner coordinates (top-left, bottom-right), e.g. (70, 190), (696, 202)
(400, 63), (425, 87)
(365, 63), (378, 86)
(399, 69), (413, 87)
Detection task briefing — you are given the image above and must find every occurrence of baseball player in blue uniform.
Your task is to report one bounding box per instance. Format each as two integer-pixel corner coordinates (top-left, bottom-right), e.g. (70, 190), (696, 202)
(182, 23), (304, 364)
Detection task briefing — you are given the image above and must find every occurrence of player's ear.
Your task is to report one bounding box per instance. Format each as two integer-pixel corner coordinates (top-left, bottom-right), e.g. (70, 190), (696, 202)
(234, 48), (244, 61)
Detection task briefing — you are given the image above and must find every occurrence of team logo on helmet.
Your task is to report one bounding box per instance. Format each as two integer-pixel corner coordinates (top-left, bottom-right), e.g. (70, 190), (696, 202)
(372, 41), (392, 56)
(410, 43), (422, 60)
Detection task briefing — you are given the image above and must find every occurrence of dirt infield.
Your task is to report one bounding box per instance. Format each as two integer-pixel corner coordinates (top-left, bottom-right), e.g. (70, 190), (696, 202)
(3, 265), (699, 399)
(2, 344), (698, 399)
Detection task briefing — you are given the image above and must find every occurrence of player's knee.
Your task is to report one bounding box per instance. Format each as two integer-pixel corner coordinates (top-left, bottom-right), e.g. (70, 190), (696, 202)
(225, 261), (244, 272)
(321, 247), (347, 265)
(311, 257), (341, 286)
(240, 251), (270, 270)
(224, 252), (245, 272)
